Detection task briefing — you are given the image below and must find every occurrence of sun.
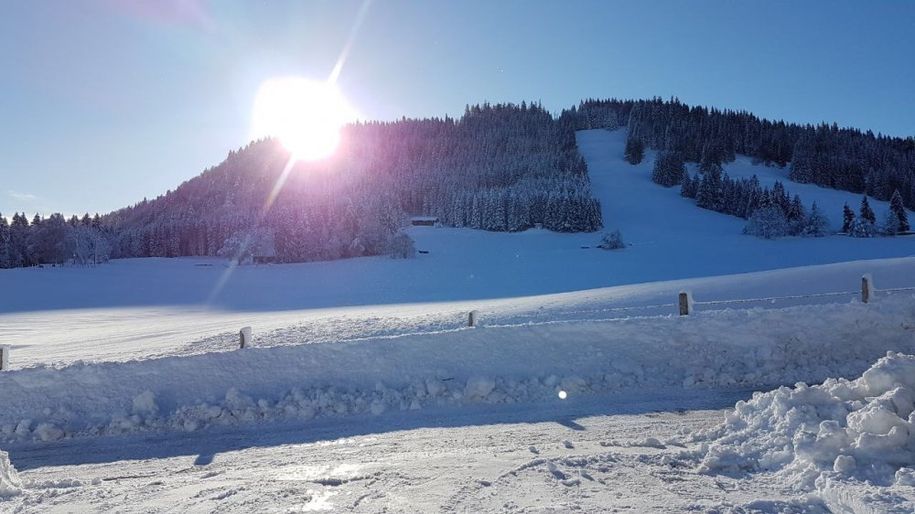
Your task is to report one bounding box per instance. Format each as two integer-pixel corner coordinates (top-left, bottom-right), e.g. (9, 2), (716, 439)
(251, 77), (356, 161)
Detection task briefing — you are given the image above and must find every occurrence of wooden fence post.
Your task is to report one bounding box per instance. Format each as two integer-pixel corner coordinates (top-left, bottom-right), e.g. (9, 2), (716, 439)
(239, 326), (252, 349)
(679, 291), (693, 316)
(468, 310), (478, 327)
(0, 345), (9, 371)
(861, 274), (875, 304)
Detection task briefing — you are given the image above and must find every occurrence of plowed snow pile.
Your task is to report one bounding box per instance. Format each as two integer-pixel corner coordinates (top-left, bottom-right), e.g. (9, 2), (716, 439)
(699, 352), (915, 512)
(0, 450), (21, 498)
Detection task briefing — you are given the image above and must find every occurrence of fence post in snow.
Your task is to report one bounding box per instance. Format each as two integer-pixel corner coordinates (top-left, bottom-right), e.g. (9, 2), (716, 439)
(0, 345), (9, 371)
(861, 274), (875, 304)
(679, 291), (693, 316)
(468, 310), (478, 327)
(239, 326), (252, 349)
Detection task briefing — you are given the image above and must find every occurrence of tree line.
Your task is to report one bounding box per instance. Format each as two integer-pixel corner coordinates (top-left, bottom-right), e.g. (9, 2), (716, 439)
(0, 212), (110, 268)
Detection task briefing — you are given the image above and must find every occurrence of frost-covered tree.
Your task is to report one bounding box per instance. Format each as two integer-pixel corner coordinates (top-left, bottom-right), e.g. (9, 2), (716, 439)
(651, 151), (686, 187)
(680, 173), (699, 199)
(859, 196), (876, 225)
(696, 167), (723, 210)
(27, 213), (71, 264)
(0, 215), (10, 268)
(744, 205), (789, 239)
(786, 195), (806, 235)
(387, 231), (416, 259)
(801, 202), (830, 237)
(624, 135), (644, 165)
(597, 230), (625, 250)
(849, 217), (877, 238)
(889, 189), (910, 233)
(842, 203), (855, 233)
(881, 209), (900, 236)
(217, 227), (276, 264)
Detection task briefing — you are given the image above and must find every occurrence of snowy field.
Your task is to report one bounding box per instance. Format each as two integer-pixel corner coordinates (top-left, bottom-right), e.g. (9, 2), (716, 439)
(1, 129), (912, 370)
(2, 129), (915, 512)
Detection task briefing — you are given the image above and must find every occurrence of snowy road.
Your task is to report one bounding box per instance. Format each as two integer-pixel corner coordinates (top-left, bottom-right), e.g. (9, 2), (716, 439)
(7, 389), (819, 513)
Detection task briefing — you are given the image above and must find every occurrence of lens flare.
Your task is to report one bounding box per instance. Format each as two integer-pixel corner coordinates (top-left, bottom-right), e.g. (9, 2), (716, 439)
(251, 77), (356, 161)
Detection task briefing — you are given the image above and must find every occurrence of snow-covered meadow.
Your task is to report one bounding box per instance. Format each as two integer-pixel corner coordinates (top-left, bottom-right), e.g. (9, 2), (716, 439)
(2, 129), (915, 511)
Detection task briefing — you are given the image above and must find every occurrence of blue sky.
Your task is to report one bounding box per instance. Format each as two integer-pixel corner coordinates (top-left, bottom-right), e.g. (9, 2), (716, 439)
(2, 0), (914, 216)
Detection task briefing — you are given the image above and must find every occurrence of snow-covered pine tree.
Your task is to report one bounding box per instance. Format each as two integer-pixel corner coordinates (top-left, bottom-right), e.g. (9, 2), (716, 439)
(849, 217), (877, 238)
(859, 196), (876, 224)
(597, 230), (625, 250)
(680, 173), (698, 198)
(842, 203), (855, 233)
(786, 195), (806, 235)
(651, 151), (685, 187)
(0, 215), (10, 268)
(889, 189), (910, 233)
(881, 209), (900, 236)
(744, 205), (789, 239)
(624, 135), (644, 165)
(698, 146), (723, 174)
(387, 231), (416, 259)
(696, 167), (722, 210)
(802, 202), (830, 237)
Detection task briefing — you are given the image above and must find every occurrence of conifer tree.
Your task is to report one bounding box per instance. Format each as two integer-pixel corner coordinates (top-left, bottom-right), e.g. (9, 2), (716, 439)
(651, 151), (685, 187)
(624, 135), (644, 165)
(680, 173), (699, 199)
(744, 205), (789, 239)
(0, 214), (10, 268)
(889, 189), (910, 233)
(859, 196), (876, 224)
(802, 202), (830, 237)
(842, 203), (855, 233)
(696, 167), (723, 210)
(881, 209), (900, 236)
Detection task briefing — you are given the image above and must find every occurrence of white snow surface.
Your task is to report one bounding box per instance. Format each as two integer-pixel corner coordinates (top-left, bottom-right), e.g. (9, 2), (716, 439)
(697, 352), (915, 513)
(2, 293), (914, 447)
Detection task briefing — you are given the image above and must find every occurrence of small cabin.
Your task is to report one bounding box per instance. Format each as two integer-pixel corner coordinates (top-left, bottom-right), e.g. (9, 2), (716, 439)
(410, 216), (439, 227)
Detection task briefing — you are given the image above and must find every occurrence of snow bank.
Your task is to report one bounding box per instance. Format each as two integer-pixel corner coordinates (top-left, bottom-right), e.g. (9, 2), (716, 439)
(1, 295), (914, 444)
(0, 449), (22, 497)
(698, 352), (915, 511)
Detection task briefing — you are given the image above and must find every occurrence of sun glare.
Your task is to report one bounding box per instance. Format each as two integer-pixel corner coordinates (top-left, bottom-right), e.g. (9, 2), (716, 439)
(251, 77), (356, 161)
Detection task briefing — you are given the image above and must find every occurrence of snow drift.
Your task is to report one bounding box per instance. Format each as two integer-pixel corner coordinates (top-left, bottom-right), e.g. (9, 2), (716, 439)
(699, 352), (915, 511)
(0, 450), (21, 498)
(1, 294), (914, 444)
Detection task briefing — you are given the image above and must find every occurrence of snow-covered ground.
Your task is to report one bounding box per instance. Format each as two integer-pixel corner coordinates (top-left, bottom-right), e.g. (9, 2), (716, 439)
(0, 394), (805, 513)
(1, 255), (914, 370)
(2, 128), (915, 511)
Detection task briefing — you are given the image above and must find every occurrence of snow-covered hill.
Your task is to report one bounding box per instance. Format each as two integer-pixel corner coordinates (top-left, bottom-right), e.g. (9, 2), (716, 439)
(2, 129), (915, 512)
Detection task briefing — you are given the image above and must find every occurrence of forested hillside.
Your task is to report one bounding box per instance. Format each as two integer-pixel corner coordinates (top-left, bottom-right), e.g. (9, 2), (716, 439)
(0, 103), (601, 267)
(566, 98), (915, 209)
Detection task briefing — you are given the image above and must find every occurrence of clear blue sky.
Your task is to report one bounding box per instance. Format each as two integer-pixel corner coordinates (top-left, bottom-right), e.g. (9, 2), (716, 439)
(2, 0), (914, 216)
